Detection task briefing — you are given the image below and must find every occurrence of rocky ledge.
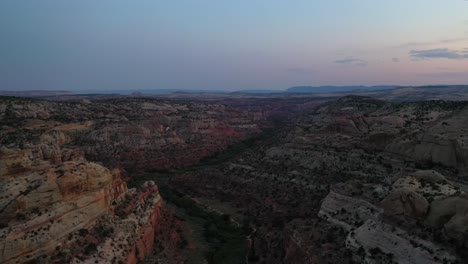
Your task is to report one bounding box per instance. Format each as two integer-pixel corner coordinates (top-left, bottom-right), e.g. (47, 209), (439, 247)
(319, 170), (466, 263)
(0, 133), (164, 264)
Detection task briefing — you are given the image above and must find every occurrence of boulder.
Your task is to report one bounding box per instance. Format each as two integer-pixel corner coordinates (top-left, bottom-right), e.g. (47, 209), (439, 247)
(412, 170), (447, 184)
(425, 194), (468, 248)
(381, 189), (429, 218)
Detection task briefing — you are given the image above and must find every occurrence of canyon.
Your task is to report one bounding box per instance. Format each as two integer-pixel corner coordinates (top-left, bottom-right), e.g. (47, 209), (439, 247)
(1, 93), (468, 263)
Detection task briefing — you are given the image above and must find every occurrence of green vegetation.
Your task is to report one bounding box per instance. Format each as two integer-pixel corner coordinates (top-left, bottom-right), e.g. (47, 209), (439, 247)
(0, 129), (39, 147)
(334, 95), (387, 111)
(2, 104), (19, 126)
(170, 193), (246, 264)
(413, 100), (468, 112)
(84, 243), (97, 255)
(197, 135), (268, 167)
(399, 100), (468, 121)
(130, 174), (247, 264)
(0, 96), (38, 103)
(128, 124), (285, 263)
(52, 113), (73, 123)
(0, 97), (41, 127)
(192, 120), (282, 168)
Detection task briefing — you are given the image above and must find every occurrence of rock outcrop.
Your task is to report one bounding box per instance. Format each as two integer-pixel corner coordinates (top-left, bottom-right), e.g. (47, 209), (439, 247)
(0, 104), (173, 264)
(380, 189), (429, 218)
(0, 97), (278, 173)
(0, 159), (129, 264)
(0, 96), (287, 264)
(425, 194), (468, 248)
(3, 94), (468, 263)
(391, 171), (459, 201)
(318, 191), (383, 231)
(65, 182), (163, 264)
(346, 219), (456, 264)
(317, 170), (464, 263)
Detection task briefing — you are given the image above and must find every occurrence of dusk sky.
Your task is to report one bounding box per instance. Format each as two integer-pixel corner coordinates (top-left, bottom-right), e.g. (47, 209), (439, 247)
(1, 0), (468, 91)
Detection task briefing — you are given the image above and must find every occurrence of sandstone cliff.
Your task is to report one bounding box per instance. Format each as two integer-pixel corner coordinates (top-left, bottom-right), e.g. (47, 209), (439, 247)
(0, 100), (174, 264)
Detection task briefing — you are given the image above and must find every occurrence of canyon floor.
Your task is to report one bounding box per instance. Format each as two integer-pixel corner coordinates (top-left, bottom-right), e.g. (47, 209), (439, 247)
(1, 92), (468, 263)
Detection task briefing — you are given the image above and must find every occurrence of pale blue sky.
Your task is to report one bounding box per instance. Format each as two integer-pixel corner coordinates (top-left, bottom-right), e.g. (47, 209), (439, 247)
(0, 0), (467, 90)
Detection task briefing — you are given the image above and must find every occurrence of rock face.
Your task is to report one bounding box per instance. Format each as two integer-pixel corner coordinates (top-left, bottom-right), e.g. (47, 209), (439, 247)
(380, 189), (429, 218)
(0, 96), (290, 263)
(346, 219), (456, 264)
(412, 170), (448, 183)
(0, 159), (130, 263)
(0, 97), (280, 173)
(311, 98), (468, 178)
(283, 226), (321, 264)
(66, 182), (163, 264)
(0, 98), (183, 264)
(163, 97), (468, 263)
(317, 170), (464, 263)
(391, 172), (458, 201)
(426, 194), (468, 248)
(318, 191), (383, 231)
(0, 147), (165, 264)
(384, 110), (468, 177)
(3, 94), (468, 263)
(76, 100), (269, 172)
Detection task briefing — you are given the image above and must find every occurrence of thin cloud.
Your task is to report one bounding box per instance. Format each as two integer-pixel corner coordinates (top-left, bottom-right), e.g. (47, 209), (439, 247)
(395, 37), (468, 48)
(334, 57), (368, 67)
(410, 48), (468, 60)
(392, 58), (400, 62)
(397, 41), (433, 48)
(440, 38), (468, 43)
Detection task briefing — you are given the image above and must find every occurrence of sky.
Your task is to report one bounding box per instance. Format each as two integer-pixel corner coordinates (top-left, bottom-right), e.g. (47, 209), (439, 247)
(0, 0), (468, 91)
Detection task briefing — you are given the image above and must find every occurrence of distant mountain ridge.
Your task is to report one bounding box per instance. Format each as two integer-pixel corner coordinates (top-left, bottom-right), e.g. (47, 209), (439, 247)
(74, 89), (230, 95)
(2, 85), (468, 101)
(286, 85), (398, 93)
(231, 89), (284, 94)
